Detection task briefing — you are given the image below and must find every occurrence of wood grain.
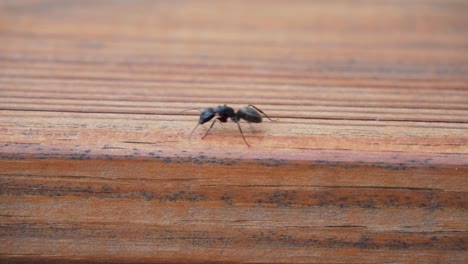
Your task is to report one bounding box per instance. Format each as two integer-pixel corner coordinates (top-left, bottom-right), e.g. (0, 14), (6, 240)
(1, 0), (467, 263)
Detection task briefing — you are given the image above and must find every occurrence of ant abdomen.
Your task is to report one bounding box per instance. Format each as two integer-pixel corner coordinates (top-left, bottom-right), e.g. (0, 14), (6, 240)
(237, 107), (262, 123)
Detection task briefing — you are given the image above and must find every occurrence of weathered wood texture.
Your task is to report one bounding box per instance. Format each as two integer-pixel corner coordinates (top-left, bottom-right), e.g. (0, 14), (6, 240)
(1, 0), (467, 263)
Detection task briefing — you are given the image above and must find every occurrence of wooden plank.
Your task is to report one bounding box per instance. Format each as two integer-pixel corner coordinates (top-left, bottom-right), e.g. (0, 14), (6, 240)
(1, 0), (467, 263)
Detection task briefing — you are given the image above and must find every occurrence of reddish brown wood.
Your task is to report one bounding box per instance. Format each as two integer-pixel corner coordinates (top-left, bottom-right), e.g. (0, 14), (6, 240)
(0, 0), (467, 263)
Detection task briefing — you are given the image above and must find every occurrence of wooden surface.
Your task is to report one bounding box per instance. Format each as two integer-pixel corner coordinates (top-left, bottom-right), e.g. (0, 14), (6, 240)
(1, 0), (467, 263)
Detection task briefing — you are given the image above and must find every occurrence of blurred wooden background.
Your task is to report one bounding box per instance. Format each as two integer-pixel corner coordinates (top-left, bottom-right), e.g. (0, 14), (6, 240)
(1, 0), (467, 263)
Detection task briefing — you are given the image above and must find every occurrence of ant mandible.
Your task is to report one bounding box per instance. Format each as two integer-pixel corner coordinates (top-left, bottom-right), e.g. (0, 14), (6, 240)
(189, 104), (274, 147)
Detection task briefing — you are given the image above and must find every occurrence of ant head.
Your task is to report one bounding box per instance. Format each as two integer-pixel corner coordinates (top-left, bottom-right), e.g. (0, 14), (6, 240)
(199, 108), (215, 124)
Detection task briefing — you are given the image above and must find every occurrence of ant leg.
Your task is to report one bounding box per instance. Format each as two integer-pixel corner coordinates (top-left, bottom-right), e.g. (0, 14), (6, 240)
(201, 119), (218, 139)
(236, 122), (251, 147)
(247, 104), (275, 121)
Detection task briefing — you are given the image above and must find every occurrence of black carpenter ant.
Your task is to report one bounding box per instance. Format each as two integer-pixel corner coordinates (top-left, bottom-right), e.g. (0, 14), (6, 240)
(189, 105), (274, 147)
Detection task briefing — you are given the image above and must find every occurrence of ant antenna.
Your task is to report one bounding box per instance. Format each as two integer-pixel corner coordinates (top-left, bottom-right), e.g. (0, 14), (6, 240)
(190, 123), (200, 138)
(247, 104), (276, 121)
(178, 108), (201, 114)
